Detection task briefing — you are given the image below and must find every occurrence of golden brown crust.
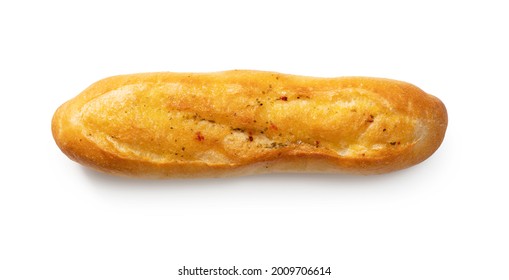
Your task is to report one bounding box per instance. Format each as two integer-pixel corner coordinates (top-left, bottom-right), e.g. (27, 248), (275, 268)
(52, 70), (447, 178)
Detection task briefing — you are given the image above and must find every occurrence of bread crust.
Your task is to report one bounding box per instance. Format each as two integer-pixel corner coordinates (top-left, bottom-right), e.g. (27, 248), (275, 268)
(52, 70), (447, 178)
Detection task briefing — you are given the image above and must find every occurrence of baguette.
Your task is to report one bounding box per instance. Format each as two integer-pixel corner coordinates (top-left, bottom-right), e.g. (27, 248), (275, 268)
(52, 70), (447, 178)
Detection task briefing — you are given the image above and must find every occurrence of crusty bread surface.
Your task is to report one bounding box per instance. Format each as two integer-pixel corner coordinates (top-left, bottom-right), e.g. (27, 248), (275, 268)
(52, 70), (447, 178)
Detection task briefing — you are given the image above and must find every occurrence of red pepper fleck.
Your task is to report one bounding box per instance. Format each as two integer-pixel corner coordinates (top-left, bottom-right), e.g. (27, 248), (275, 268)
(315, 140), (320, 147)
(270, 123), (278, 130)
(280, 96), (288, 101)
(195, 132), (204, 141)
(248, 136), (253, 142)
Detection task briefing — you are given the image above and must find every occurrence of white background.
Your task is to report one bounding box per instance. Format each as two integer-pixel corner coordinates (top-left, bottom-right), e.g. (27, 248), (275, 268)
(1, 0), (508, 279)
